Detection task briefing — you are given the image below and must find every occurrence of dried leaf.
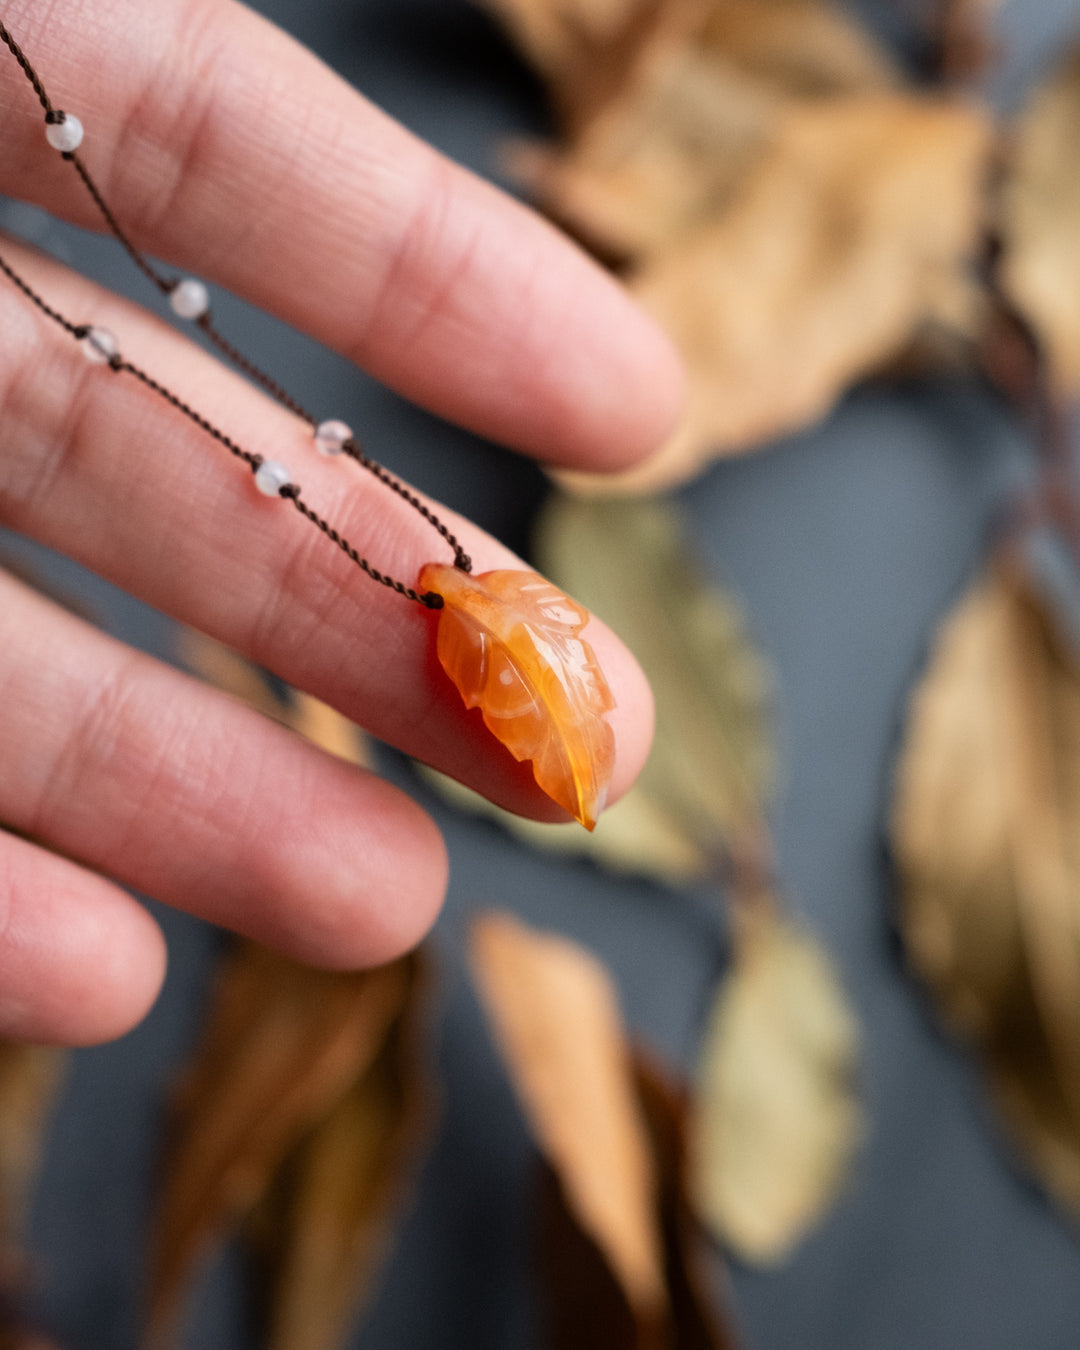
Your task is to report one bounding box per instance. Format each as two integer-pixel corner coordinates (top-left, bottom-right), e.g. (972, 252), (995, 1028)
(1000, 45), (1080, 395)
(480, 0), (698, 134)
(469, 911), (666, 1323)
(537, 1053), (740, 1349)
(252, 959), (434, 1350)
(934, 0), (1003, 83)
(0, 1047), (64, 1348)
(420, 565), (616, 829)
(0, 1045), (65, 1250)
(633, 1054), (741, 1349)
(505, 0), (897, 259)
(891, 562), (1080, 1218)
(557, 94), (991, 492)
(689, 899), (861, 1263)
(145, 947), (429, 1348)
(537, 495), (774, 857)
(0, 1043), (65, 1327)
(418, 762), (708, 886)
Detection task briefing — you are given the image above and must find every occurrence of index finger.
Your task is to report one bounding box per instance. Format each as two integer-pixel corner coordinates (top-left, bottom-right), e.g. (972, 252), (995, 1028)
(0, 0), (683, 471)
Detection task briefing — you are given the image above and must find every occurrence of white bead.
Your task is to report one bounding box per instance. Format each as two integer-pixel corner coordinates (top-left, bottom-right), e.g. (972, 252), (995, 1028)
(45, 114), (84, 153)
(79, 326), (119, 364)
(169, 278), (209, 320)
(254, 460), (292, 496)
(314, 419), (352, 456)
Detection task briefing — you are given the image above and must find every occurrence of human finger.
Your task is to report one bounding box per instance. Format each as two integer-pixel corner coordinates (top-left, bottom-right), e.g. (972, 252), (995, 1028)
(0, 568), (448, 976)
(0, 0), (683, 472)
(0, 826), (166, 1044)
(0, 236), (654, 823)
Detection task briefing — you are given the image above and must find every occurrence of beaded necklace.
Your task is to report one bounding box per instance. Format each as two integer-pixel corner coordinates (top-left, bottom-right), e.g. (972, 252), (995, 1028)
(0, 19), (616, 828)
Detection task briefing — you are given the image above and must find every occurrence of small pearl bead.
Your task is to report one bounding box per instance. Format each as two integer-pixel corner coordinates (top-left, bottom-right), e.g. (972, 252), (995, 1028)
(45, 114), (84, 153)
(314, 419), (352, 456)
(254, 460), (292, 497)
(169, 278), (210, 320)
(79, 326), (119, 364)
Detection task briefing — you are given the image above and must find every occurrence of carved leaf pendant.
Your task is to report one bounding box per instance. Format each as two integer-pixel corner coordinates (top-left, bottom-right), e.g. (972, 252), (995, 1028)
(419, 564), (616, 830)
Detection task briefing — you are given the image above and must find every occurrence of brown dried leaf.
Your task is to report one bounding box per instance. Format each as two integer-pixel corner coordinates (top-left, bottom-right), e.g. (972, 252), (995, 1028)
(480, 0), (698, 133)
(537, 1053), (740, 1349)
(145, 947), (428, 1348)
(508, 0), (898, 258)
(689, 898), (861, 1264)
(935, 0), (1003, 83)
(560, 94), (991, 492)
(892, 562), (1080, 1218)
(469, 911), (667, 1324)
(1000, 45), (1080, 396)
(253, 958), (434, 1350)
(0, 1045), (65, 1250)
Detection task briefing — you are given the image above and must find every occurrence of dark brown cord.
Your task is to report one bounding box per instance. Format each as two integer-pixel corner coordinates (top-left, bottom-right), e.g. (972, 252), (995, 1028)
(0, 20), (52, 115)
(0, 19), (471, 601)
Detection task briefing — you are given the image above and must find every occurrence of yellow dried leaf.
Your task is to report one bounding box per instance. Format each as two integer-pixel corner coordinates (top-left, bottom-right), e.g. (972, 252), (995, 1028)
(558, 95), (992, 493)
(288, 691), (373, 768)
(1000, 45), (1080, 395)
(145, 947), (427, 1348)
(419, 763), (708, 886)
(689, 901), (861, 1264)
(469, 911), (666, 1323)
(537, 495), (774, 855)
(892, 563), (1080, 1218)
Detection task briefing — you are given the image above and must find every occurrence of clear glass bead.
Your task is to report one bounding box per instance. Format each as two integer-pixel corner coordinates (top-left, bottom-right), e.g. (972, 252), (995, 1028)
(314, 419), (352, 456)
(254, 460), (292, 497)
(169, 278), (210, 320)
(45, 114), (84, 153)
(79, 326), (119, 364)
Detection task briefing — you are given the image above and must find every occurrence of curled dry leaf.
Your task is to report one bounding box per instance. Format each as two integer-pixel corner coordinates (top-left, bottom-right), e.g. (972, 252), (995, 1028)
(1000, 44), (1080, 396)
(537, 1053), (740, 1349)
(471, 912), (739, 1347)
(469, 911), (667, 1324)
(560, 94), (991, 493)
(891, 562), (1080, 1219)
(689, 897), (861, 1264)
(510, 0), (898, 259)
(145, 947), (431, 1349)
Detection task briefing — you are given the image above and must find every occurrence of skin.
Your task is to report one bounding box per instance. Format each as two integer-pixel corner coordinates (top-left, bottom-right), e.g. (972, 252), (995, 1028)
(0, 0), (684, 1045)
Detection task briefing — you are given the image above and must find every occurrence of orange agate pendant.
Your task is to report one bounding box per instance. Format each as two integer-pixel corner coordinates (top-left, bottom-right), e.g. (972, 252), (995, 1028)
(419, 564), (616, 830)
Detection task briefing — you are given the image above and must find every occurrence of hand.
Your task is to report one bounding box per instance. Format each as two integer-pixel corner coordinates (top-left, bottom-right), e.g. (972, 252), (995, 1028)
(0, 0), (683, 1045)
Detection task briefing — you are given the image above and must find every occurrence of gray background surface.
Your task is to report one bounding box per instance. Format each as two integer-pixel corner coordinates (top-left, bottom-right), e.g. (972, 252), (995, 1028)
(3, 1), (1080, 1346)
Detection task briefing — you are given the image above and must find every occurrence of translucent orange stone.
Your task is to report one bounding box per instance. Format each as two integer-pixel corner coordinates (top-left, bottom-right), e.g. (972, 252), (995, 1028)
(419, 564), (616, 830)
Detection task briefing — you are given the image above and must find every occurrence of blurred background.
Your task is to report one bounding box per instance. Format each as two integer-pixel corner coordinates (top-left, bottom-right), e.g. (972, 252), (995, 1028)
(3, 0), (1080, 1346)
